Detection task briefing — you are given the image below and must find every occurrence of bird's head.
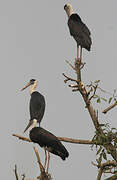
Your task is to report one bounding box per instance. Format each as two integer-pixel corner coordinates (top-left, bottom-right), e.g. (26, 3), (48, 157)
(21, 79), (38, 94)
(64, 3), (74, 17)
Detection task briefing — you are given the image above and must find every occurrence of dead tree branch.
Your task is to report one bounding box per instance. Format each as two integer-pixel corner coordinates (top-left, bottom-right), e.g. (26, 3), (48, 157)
(97, 168), (103, 180)
(12, 134), (31, 142)
(62, 73), (79, 84)
(12, 133), (94, 145)
(103, 102), (117, 114)
(65, 60), (76, 70)
(105, 174), (117, 180)
(33, 147), (51, 180)
(92, 161), (117, 169)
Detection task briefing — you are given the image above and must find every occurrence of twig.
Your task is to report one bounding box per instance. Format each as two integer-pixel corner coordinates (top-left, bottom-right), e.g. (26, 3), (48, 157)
(102, 102), (117, 114)
(89, 85), (98, 101)
(68, 84), (79, 88)
(12, 134), (31, 142)
(65, 60), (76, 70)
(12, 133), (94, 145)
(80, 62), (86, 70)
(62, 73), (79, 83)
(14, 165), (19, 180)
(92, 161), (117, 169)
(93, 161), (117, 180)
(97, 168), (103, 180)
(104, 173), (117, 180)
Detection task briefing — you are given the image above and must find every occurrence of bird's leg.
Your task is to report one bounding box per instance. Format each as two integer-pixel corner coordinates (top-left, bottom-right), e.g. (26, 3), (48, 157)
(44, 148), (47, 169)
(76, 45), (79, 60)
(46, 151), (50, 175)
(80, 47), (82, 62)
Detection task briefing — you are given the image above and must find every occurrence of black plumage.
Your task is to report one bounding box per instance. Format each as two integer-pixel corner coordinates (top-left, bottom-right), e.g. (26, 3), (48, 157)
(64, 3), (92, 59)
(30, 127), (69, 160)
(21, 79), (46, 132)
(68, 13), (92, 51)
(30, 91), (45, 125)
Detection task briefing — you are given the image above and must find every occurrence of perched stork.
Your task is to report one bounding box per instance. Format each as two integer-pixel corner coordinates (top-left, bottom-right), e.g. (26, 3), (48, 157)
(30, 127), (69, 161)
(21, 79), (45, 132)
(64, 3), (92, 60)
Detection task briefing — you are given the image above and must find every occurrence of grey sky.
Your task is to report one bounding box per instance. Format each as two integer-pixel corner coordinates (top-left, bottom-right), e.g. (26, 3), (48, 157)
(0, 0), (117, 179)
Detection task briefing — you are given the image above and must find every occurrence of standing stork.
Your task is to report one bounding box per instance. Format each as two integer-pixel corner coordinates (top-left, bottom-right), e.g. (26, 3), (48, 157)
(30, 126), (69, 173)
(64, 3), (92, 61)
(21, 79), (45, 132)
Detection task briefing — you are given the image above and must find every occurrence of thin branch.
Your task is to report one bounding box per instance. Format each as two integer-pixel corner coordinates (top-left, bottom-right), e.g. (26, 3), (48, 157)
(58, 136), (93, 144)
(80, 62), (86, 70)
(104, 173), (117, 180)
(62, 73), (79, 83)
(33, 147), (45, 173)
(12, 134), (31, 142)
(102, 102), (117, 114)
(89, 85), (98, 101)
(93, 161), (117, 180)
(92, 161), (117, 169)
(65, 60), (76, 70)
(97, 168), (103, 180)
(33, 147), (51, 180)
(12, 133), (94, 145)
(14, 165), (19, 180)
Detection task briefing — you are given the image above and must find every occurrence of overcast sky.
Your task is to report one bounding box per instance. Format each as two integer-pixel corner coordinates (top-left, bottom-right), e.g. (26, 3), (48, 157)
(0, 0), (117, 179)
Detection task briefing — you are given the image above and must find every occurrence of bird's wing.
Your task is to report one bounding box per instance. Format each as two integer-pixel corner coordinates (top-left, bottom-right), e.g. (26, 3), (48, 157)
(39, 128), (59, 146)
(30, 93), (45, 120)
(68, 14), (91, 36)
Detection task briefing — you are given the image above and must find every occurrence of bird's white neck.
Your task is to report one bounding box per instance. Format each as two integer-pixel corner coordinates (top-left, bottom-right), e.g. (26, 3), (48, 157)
(68, 9), (74, 18)
(29, 119), (37, 131)
(29, 80), (38, 95)
(66, 7), (74, 18)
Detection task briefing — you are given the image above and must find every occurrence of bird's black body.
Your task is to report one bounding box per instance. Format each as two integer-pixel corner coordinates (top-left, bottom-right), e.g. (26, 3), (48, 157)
(68, 13), (92, 51)
(30, 127), (69, 160)
(30, 91), (45, 125)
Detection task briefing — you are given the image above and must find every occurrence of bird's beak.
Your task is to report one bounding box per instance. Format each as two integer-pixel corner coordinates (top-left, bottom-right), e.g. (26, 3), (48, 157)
(21, 82), (31, 91)
(24, 120), (33, 133)
(64, 4), (67, 10)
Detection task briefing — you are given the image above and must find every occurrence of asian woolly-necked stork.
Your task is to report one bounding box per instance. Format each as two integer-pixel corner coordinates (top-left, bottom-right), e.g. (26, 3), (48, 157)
(29, 126), (69, 173)
(21, 79), (45, 132)
(64, 3), (92, 60)
(30, 127), (69, 161)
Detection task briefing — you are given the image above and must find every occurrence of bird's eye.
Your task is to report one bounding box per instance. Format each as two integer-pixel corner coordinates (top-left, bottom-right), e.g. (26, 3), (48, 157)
(30, 79), (35, 84)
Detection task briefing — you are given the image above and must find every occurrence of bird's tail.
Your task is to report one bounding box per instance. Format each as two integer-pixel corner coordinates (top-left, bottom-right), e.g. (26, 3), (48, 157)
(57, 142), (69, 160)
(60, 147), (69, 160)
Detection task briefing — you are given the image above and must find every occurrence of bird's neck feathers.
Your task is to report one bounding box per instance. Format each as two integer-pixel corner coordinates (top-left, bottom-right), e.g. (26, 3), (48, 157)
(29, 119), (37, 131)
(30, 80), (38, 95)
(66, 7), (74, 18)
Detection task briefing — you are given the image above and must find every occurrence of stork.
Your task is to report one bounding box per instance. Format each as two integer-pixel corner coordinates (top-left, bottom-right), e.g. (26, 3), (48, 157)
(30, 126), (69, 172)
(21, 79), (45, 132)
(64, 3), (92, 61)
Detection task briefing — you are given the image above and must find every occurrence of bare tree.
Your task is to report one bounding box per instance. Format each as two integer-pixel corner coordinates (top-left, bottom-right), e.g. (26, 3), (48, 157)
(13, 57), (117, 180)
